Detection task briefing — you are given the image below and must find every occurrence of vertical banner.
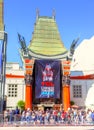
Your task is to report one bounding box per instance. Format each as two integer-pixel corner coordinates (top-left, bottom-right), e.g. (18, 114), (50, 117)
(0, 41), (3, 80)
(35, 60), (60, 98)
(0, 0), (4, 31)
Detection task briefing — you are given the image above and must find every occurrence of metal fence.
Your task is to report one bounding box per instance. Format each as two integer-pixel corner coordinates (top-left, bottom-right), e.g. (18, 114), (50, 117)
(0, 113), (94, 127)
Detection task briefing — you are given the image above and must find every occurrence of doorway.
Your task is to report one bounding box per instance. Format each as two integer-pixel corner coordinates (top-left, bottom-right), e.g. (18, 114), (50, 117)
(44, 106), (53, 111)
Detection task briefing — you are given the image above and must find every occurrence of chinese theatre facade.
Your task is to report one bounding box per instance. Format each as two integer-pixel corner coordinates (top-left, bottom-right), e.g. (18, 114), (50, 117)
(19, 12), (74, 111)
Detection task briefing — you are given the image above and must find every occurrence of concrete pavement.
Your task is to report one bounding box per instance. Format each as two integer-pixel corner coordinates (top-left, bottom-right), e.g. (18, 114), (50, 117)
(0, 126), (94, 130)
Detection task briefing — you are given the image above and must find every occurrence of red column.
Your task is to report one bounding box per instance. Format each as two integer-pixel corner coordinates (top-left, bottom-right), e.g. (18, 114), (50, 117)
(24, 59), (34, 110)
(63, 85), (70, 111)
(25, 85), (32, 109)
(62, 60), (71, 111)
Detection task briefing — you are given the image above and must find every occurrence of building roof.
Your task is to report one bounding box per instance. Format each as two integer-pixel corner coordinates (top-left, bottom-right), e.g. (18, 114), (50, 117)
(28, 16), (67, 57)
(71, 36), (94, 76)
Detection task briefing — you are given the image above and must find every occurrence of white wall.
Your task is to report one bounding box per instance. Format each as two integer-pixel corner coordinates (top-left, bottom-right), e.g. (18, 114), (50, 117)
(70, 79), (94, 107)
(5, 63), (25, 109)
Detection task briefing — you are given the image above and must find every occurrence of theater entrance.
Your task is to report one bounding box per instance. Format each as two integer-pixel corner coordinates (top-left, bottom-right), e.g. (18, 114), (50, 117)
(44, 106), (52, 111)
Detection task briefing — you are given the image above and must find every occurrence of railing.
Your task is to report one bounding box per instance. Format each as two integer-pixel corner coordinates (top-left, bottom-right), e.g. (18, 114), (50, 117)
(0, 113), (94, 127)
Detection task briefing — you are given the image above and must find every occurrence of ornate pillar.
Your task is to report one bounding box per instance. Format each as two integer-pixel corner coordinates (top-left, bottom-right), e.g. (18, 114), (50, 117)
(61, 60), (71, 111)
(24, 58), (34, 109)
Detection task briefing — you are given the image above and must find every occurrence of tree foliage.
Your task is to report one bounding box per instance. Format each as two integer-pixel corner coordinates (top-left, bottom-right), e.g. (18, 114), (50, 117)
(17, 100), (25, 110)
(70, 100), (75, 106)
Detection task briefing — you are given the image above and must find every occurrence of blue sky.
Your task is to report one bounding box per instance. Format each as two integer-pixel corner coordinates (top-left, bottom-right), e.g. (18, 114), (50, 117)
(4, 0), (94, 66)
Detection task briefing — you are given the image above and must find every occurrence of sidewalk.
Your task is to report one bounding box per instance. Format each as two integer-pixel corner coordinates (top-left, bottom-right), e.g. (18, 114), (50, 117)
(0, 126), (94, 130)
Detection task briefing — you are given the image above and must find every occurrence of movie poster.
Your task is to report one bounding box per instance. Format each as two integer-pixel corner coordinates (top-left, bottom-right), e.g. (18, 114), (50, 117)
(35, 60), (60, 98)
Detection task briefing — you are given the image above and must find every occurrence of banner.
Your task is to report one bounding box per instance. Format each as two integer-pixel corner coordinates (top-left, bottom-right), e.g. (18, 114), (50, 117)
(0, 41), (2, 80)
(35, 60), (60, 98)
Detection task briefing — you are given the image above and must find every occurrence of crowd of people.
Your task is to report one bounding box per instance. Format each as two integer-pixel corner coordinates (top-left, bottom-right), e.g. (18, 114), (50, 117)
(2, 107), (94, 126)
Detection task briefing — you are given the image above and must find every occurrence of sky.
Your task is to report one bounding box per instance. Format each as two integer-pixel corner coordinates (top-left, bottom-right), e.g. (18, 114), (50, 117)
(4, 0), (94, 66)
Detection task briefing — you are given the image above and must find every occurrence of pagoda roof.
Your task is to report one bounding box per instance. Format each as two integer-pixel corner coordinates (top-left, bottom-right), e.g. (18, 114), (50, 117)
(28, 16), (68, 57)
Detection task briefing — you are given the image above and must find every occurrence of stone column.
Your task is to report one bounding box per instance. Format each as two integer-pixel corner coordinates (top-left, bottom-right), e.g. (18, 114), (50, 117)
(61, 60), (71, 111)
(24, 58), (34, 109)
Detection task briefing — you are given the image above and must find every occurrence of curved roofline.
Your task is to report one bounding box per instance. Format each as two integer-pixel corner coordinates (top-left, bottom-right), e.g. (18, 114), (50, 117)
(28, 49), (68, 60)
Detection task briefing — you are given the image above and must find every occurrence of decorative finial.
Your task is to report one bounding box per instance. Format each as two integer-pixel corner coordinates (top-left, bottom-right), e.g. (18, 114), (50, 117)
(52, 9), (56, 20)
(36, 8), (39, 20)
